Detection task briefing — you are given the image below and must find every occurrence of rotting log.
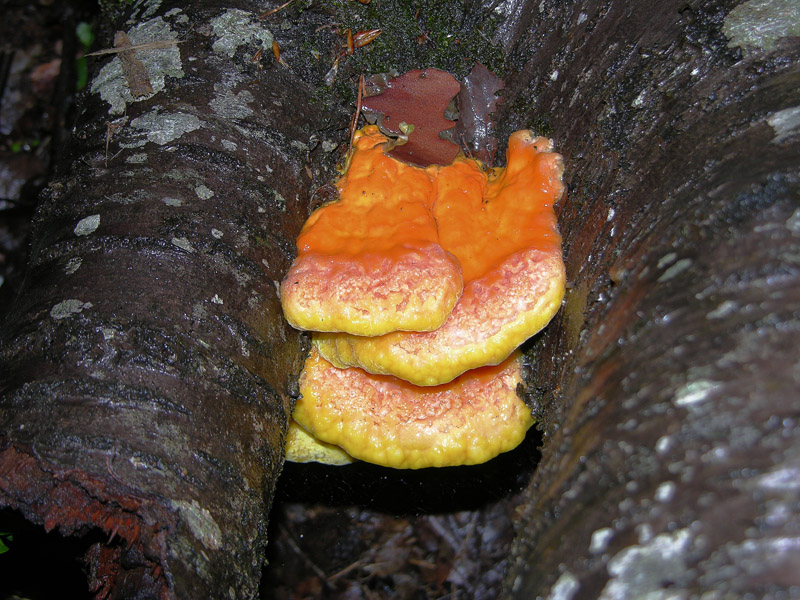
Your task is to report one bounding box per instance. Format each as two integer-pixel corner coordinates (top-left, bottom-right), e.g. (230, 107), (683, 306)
(1, 0), (799, 597)
(0, 2), (345, 597)
(499, 0), (800, 597)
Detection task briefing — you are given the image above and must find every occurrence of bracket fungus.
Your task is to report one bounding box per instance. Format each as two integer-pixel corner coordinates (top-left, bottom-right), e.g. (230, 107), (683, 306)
(293, 348), (532, 469)
(281, 127), (463, 336)
(280, 126), (565, 468)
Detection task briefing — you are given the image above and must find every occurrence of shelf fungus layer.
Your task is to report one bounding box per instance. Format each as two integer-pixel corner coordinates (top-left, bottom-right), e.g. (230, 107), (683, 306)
(281, 126), (463, 337)
(292, 348), (533, 469)
(316, 131), (566, 386)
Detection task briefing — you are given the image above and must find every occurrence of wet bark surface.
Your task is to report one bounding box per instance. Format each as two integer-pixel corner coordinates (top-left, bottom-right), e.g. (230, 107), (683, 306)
(1, 0), (798, 598)
(0, 1), (346, 597)
(499, 1), (800, 597)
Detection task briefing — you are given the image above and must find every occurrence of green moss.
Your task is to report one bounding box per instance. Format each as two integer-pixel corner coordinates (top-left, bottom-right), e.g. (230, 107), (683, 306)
(331, 0), (506, 79)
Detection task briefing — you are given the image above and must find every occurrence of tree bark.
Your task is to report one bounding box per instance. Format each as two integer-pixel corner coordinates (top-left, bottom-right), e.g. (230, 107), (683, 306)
(499, 0), (800, 597)
(0, 1), (344, 597)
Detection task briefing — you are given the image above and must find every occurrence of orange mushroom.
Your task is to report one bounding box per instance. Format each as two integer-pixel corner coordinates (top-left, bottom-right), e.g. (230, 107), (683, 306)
(291, 347), (532, 469)
(315, 131), (566, 385)
(280, 126), (463, 336)
(282, 127), (564, 468)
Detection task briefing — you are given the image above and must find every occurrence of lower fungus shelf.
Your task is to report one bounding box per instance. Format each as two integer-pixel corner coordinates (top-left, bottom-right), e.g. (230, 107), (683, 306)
(289, 348), (533, 469)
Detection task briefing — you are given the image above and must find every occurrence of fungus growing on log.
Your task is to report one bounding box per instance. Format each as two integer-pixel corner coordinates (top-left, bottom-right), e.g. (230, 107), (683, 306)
(281, 126), (564, 468)
(293, 348), (532, 469)
(316, 131), (566, 386)
(281, 126), (463, 336)
(285, 418), (355, 466)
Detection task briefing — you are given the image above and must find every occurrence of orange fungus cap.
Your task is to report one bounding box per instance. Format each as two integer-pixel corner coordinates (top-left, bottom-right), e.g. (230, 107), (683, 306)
(315, 131), (566, 385)
(281, 126), (463, 336)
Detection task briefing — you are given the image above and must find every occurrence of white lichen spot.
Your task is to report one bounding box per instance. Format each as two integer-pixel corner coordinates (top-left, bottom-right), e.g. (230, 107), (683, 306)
(723, 0), (800, 51)
(631, 89), (646, 108)
(655, 435), (672, 454)
(171, 500), (222, 551)
(590, 527), (614, 554)
(290, 139), (308, 152)
(547, 570), (580, 600)
(707, 299), (738, 319)
(74, 214), (101, 236)
(273, 190), (286, 210)
(655, 481), (676, 503)
(233, 270), (251, 287)
(550, 69), (560, 81)
(767, 105), (800, 144)
(211, 294), (224, 304)
(171, 236), (195, 253)
(128, 456), (148, 469)
(109, 189), (149, 206)
(50, 299), (93, 319)
(100, 327), (116, 341)
(211, 9), (273, 58)
(192, 301), (207, 319)
(164, 7), (189, 24)
(127, 109), (202, 147)
(674, 379), (720, 407)
(90, 17), (183, 115)
(137, 0), (163, 22)
(322, 139), (338, 153)
(607, 207), (615, 221)
(577, 11), (588, 24)
(783, 208), (800, 236)
(599, 529), (692, 600)
(658, 258), (692, 282)
(162, 197), (182, 207)
(195, 184), (215, 199)
(211, 228), (224, 239)
(65, 257), (83, 275)
(756, 466), (800, 490)
(656, 252), (677, 269)
(209, 86), (255, 120)
(221, 139), (238, 152)
(126, 152), (149, 164)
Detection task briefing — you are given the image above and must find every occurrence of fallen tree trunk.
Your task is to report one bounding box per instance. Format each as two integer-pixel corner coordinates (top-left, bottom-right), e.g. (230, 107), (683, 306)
(500, 0), (800, 597)
(0, 2), (344, 597)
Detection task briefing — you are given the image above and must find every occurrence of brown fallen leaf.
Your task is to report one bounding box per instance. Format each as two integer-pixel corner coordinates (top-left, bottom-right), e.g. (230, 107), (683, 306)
(353, 29), (381, 49)
(362, 68), (461, 167)
(113, 31), (153, 98)
(454, 62), (505, 165)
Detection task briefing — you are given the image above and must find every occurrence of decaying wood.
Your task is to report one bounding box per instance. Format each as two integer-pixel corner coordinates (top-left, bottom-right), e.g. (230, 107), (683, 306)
(498, 1), (800, 597)
(0, 1), (345, 597)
